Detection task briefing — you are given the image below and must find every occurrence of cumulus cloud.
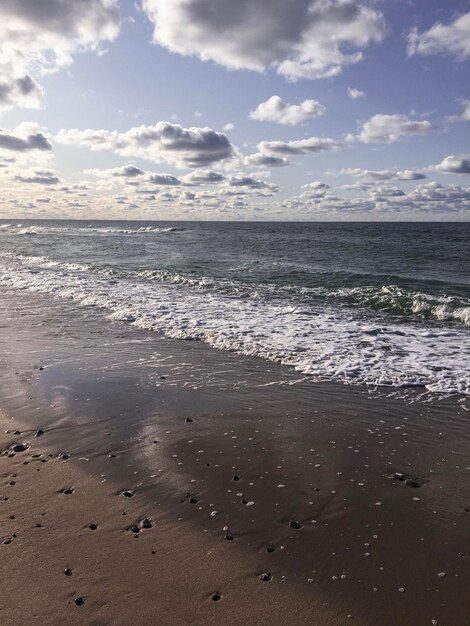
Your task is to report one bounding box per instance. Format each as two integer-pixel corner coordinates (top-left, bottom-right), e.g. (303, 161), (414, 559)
(348, 87), (365, 99)
(85, 164), (145, 178)
(434, 155), (470, 175)
(347, 113), (435, 143)
(258, 136), (338, 156)
(0, 122), (51, 152)
(340, 167), (426, 182)
(447, 100), (470, 123)
(142, 0), (385, 80)
(243, 153), (291, 168)
(0, 0), (120, 111)
(250, 96), (325, 125)
(147, 173), (181, 185)
(408, 11), (470, 60)
(56, 122), (235, 168)
(181, 169), (226, 185)
(14, 168), (59, 185)
(227, 176), (278, 191)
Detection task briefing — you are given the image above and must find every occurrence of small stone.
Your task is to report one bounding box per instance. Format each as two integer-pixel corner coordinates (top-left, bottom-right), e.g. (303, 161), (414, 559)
(189, 497), (198, 504)
(211, 593), (221, 601)
(233, 475), (240, 481)
(290, 520), (302, 529)
(141, 518), (152, 529)
(266, 546), (275, 553)
(63, 488), (74, 495)
(260, 572), (272, 582)
(64, 568), (72, 576)
(398, 587), (405, 593)
(185, 417), (193, 423)
(74, 596), (84, 606)
(246, 501), (254, 507)
(121, 490), (134, 498)
(437, 572), (446, 578)
(392, 472), (405, 481)
(35, 429), (45, 437)
(225, 534), (233, 541)
(12, 443), (28, 453)
(131, 526), (140, 534)
(88, 523), (98, 530)
(405, 479), (420, 488)
(2, 538), (12, 545)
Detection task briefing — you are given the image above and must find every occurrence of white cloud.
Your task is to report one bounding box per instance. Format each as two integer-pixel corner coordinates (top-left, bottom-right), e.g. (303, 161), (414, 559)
(142, 0), (385, 80)
(258, 136), (338, 156)
(348, 87), (365, 99)
(408, 11), (470, 60)
(250, 96), (326, 126)
(223, 123), (234, 131)
(340, 167), (426, 182)
(434, 155), (470, 175)
(0, 0), (120, 111)
(56, 121), (235, 168)
(347, 113), (435, 143)
(243, 153), (291, 168)
(181, 169), (226, 185)
(0, 122), (52, 153)
(14, 168), (59, 185)
(447, 100), (470, 123)
(85, 164), (145, 178)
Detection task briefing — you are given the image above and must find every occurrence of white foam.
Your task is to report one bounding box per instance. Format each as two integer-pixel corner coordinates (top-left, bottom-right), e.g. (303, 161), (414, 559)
(0, 253), (468, 396)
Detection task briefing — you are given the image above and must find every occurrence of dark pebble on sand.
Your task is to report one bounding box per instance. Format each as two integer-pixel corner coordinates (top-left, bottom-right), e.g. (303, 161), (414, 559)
(266, 546), (275, 553)
(189, 497), (198, 504)
(39, 366), (44, 371)
(61, 454), (70, 460)
(2, 538), (12, 545)
(74, 597), (84, 606)
(63, 488), (74, 495)
(225, 534), (233, 541)
(290, 520), (302, 529)
(13, 431), (21, 435)
(131, 526), (140, 534)
(88, 523), (98, 530)
(211, 593), (221, 602)
(35, 429), (44, 437)
(260, 572), (272, 582)
(393, 472), (405, 481)
(185, 417), (193, 423)
(233, 475), (240, 481)
(141, 518), (152, 529)
(121, 490), (134, 498)
(64, 568), (72, 576)
(405, 479), (420, 488)
(12, 443), (28, 453)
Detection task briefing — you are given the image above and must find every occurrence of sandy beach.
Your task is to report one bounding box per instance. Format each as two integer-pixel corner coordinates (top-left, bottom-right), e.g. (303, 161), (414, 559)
(0, 288), (468, 625)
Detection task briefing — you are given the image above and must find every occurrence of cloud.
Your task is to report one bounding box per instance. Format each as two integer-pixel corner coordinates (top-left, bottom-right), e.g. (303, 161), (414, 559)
(14, 168), (59, 185)
(227, 176), (278, 191)
(347, 113), (435, 143)
(0, 122), (51, 152)
(258, 136), (338, 156)
(434, 155), (470, 175)
(408, 11), (470, 60)
(181, 169), (226, 185)
(0, 0), (120, 111)
(348, 87), (365, 99)
(56, 121), (235, 168)
(250, 96), (325, 126)
(447, 100), (470, 123)
(85, 164), (145, 178)
(147, 173), (181, 185)
(142, 0), (385, 80)
(243, 153), (290, 168)
(340, 167), (426, 182)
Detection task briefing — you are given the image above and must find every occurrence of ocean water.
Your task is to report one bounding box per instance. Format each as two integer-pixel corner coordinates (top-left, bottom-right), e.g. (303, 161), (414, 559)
(0, 220), (469, 395)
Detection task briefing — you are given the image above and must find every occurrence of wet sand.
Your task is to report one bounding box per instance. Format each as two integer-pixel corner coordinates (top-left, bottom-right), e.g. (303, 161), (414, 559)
(0, 288), (469, 625)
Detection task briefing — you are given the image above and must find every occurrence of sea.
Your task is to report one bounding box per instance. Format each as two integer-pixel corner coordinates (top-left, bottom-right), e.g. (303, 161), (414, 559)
(0, 220), (468, 395)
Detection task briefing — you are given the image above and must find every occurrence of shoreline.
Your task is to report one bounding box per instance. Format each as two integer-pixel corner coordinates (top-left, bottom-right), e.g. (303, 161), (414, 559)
(0, 288), (469, 625)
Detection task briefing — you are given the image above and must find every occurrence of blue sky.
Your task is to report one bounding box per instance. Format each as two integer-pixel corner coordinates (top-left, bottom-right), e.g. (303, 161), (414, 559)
(0, 0), (469, 220)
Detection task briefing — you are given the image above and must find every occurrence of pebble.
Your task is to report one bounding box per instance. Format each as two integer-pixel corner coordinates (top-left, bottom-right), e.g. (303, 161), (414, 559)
(12, 443), (28, 453)
(63, 488), (74, 495)
(141, 518), (152, 529)
(88, 523), (98, 530)
(121, 490), (134, 498)
(64, 568), (73, 576)
(185, 418), (193, 423)
(74, 597), (84, 606)
(35, 429), (44, 437)
(260, 572), (272, 582)
(211, 593), (221, 601)
(290, 520), (302, 529)
(246, 501), (254, 507)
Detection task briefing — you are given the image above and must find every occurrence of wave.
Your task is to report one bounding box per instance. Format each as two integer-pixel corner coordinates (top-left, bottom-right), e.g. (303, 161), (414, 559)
(0, 252), (468, 395)
(0, 223), (185, 235)
(3, 253), (470, 327)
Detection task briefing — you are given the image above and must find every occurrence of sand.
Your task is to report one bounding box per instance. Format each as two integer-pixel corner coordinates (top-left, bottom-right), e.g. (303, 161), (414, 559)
(0, 288), (469, 625)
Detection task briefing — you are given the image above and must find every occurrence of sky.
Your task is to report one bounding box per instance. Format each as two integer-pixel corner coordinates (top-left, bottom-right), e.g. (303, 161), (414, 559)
(0, 0), (469, 221)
